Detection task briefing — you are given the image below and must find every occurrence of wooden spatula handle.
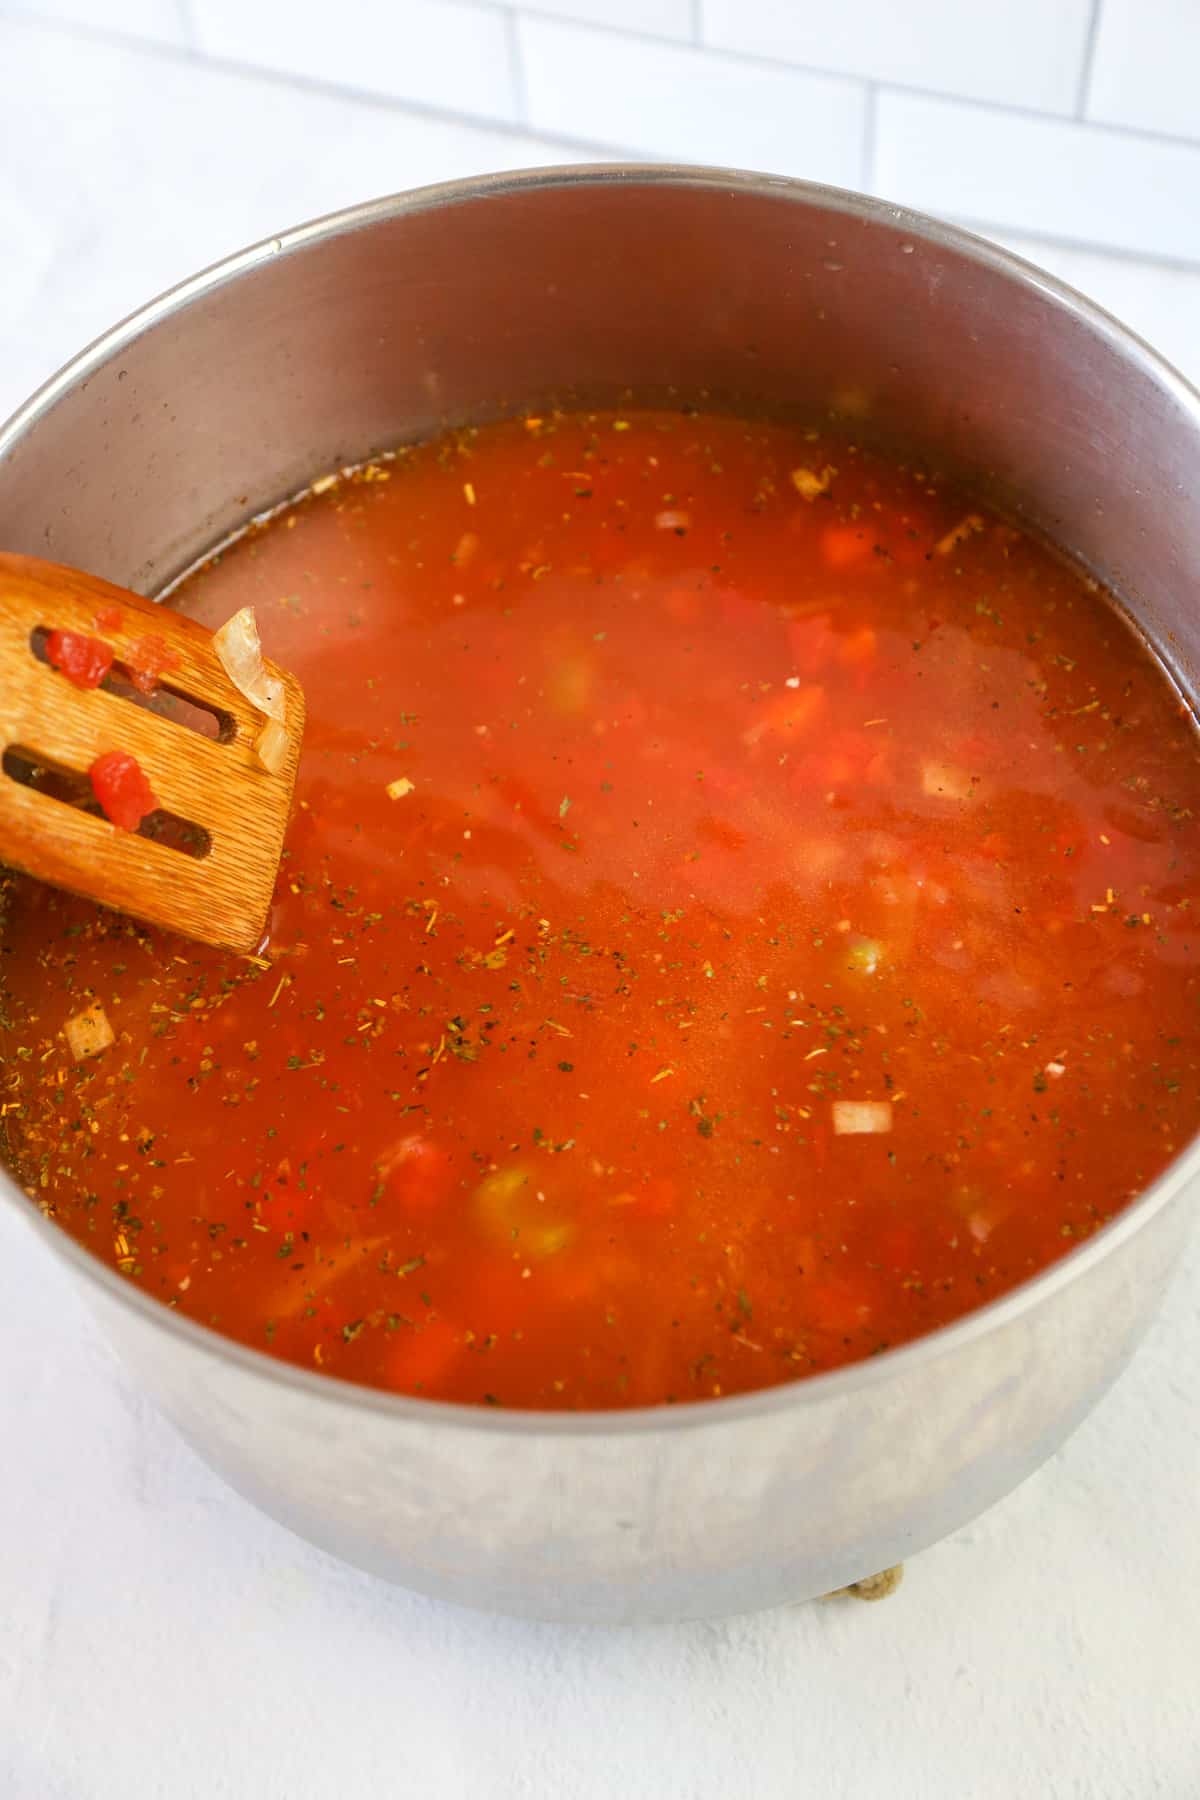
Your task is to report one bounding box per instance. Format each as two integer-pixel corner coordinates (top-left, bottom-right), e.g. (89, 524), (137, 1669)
(0, 554), (304, 954)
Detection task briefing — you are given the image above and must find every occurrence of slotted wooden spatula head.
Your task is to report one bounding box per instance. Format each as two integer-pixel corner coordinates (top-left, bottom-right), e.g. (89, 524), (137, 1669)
(0, 553), (304, 954)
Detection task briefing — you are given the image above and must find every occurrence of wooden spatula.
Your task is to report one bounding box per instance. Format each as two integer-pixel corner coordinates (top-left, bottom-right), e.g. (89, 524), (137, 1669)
(0, 553), (304, 954)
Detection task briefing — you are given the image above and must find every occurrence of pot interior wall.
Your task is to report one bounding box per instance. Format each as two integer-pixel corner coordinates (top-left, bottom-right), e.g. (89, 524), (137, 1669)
(1, 174), (1197, 696)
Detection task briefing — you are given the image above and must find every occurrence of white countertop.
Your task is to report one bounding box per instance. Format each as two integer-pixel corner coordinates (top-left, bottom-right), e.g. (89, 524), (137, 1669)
(2, 19), (1199, 1797)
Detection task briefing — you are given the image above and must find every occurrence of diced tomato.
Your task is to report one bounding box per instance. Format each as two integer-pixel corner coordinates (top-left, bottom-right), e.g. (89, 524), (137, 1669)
(745, 684), (827, 753)
(695, 815), (748, 852)
(838, 626), (877, 667)
(951, 733), (988, 761)
(488, 774), (566, 838)
(877, 1223), (918, 1272)
(807, 1274), (876, 1335)
(94, 605), (124, 631)
(790, 1236), (818, 1278)
(663, 585), (700, 623)
(821, 524), (873, 569)
(803, 727), (879, 789)
(610, 1176), (675, 1219)
(377, 1134), (456, 1212)
(632, 1176), (675, 1218)
(787, 616), (842, 676)
(45, 629), (114, 690)
(384, 1316), (463, 1393)
(125, 633), (180, 694)
(89, 749), (157, 830)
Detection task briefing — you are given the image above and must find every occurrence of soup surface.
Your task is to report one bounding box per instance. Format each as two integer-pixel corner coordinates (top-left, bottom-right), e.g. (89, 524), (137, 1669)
(5, 410), (1200, 1410)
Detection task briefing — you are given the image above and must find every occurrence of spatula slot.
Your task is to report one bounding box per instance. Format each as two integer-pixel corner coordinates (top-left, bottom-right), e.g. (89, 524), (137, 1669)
(30, 627), (235, 743)
(2, 746), (213, 860)
(107, 670), (235, 743)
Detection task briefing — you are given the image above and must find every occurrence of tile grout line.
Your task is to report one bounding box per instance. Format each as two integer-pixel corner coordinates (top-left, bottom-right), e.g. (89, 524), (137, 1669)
(174, 0), (197, 52)
(860, 81), (877, 193)
(436, 0), (1200, 153)
(3, 10), (562, 145)
(485, 1), (702, 55)
(1074, 0), (1103, 119)
(505, 6), (529, 128)
(957, 211), (1200, 282)
(6, 9), (1200, 278)
(10, 0), (1200, 156)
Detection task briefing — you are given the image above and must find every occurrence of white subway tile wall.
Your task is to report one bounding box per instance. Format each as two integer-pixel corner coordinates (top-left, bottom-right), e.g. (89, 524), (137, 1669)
(7, 0), (1200, 267)
(519, 14), (865, 179)
(702, 0), (1095, 115)
(874, 89), (1200, 264)
(1087, 0), (1200, 142)
(188, 0), (519, 123)
(11, 0), (189, 45)
(518, 0), (694, 39)
(0, 15), (606, 418)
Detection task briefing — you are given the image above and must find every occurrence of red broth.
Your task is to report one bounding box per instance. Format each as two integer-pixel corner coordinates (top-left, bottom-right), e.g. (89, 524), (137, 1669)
(4, 410), (1200, 1410)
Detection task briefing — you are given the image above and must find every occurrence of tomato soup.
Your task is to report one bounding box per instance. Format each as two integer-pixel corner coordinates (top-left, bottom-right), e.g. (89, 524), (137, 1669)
(5, 410), (1200, 1410)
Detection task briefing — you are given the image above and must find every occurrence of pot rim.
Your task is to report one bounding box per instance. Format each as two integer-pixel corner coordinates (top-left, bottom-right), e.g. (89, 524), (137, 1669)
(4, 160), (1199, 1440)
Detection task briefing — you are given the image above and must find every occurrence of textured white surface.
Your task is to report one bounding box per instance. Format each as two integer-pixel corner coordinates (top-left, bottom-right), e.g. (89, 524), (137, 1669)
(521, 0), (695, 39)
(189, 0), (520, 123)
(1087, 0), (1200, 141)
(518, 13), (866, 178)
(8, 0), (189, 45)
(2, 20), (1199, 1798)
(701, 0), (1094, 114)
(8, 0), (1200, 263)
(873, 87), (1200, 264)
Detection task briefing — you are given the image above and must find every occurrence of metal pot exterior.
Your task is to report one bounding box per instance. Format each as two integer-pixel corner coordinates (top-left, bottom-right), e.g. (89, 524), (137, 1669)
(3, 168), (1198, 1623)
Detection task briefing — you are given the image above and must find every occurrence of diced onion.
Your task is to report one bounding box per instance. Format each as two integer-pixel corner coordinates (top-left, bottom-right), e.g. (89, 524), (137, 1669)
(64, 1001), (114, 1062)
(832, 1100), (893, 1136)
(270, 1236), (389, 1319)
(213, 606), (285, 722)
(386, 776), (415, 800)
(654, 510), (690, 531)
(846, 938), (883, 975)
(791, 465), (836, 501)
(921, 760), (975, 802)
(475, 1165), (574, 1258)
(255, 716), (289, 776)
(934, 513), (985, 556)
(214, 605), (288, 772)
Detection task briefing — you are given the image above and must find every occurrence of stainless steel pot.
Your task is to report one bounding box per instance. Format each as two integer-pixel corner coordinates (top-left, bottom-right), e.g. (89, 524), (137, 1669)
(3, 166), (1198, 1624)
